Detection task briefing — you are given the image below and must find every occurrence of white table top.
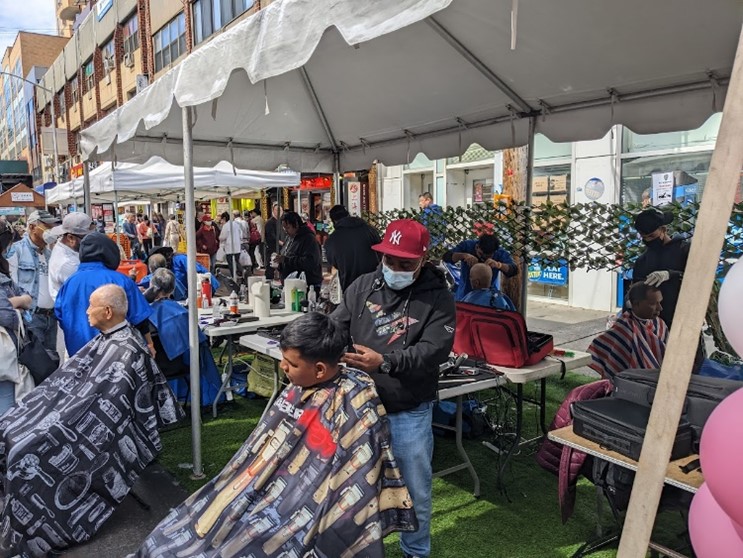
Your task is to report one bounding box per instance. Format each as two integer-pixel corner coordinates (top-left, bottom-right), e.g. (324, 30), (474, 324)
(197, 303), (295, 317)
(202, 312), (301, 339)
(240, 333), (284, 360)
(496, 351), (592, 384)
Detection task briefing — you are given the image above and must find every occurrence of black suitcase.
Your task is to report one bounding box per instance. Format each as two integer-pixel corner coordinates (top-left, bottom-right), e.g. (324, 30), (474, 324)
(612, 369), (743, 451)
(571, 398), (694, 461)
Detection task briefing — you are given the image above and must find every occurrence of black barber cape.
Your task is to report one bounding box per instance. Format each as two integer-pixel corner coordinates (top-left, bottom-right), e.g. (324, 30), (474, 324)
(0, 322), (183, 557)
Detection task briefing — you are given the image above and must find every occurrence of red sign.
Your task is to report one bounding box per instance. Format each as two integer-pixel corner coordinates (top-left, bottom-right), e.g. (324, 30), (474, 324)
(71, 164), (84, 179)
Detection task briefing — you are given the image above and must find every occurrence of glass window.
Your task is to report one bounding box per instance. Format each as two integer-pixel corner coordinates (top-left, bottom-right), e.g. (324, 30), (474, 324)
(123, 14), (140, 56)
(534, 133), (572, 161)
(153, 13), (186, 72)
(194, 0), (252, 44)
(623, 113), (721, 154)
(620, 152), (712, 206)
(70, 75), (79, 104)
(102, 38), (115, 74)
(83, 59), (94, 93)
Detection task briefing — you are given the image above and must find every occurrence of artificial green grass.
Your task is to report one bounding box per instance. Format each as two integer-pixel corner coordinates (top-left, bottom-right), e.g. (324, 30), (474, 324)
(158, 372), (689, 558)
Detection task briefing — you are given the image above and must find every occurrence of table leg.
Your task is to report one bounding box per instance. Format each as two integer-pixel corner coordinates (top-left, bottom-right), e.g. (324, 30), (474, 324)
(432, 395), (480, 497)
(539, 377), (548, 435)
(496, 383), (523, 492)
(212, 334), (236, 418)
(259, 358), (281, 423)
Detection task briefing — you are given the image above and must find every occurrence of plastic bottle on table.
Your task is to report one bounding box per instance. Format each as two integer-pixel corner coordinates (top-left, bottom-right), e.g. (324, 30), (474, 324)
(229, 290), (239, 315)
(201, 293), (209, 309)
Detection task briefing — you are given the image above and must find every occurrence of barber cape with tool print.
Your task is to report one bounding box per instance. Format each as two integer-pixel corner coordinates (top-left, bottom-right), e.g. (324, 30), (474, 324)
(131, 369), (417, 558)
(0, 322), (183, 557)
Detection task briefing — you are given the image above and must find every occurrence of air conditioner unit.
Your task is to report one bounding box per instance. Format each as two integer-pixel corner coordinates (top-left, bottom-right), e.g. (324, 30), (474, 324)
(104, 73), (111, 85)
(123, 53), (134, 68)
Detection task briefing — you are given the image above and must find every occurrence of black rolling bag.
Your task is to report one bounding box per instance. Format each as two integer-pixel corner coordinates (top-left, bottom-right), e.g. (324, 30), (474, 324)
(612, 369), (743, 451)
(571, 397), (693, 461)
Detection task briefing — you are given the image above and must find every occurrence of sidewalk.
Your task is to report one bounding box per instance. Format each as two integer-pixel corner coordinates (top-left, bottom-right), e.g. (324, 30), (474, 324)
(526, 300), (608, 377)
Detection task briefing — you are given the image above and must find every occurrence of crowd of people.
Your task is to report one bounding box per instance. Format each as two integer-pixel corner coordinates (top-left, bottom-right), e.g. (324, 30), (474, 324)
(0, 196), (697, 557)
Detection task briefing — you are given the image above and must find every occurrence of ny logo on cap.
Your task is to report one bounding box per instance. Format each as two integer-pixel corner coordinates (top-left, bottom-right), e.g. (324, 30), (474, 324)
(390, 230), (402, 245)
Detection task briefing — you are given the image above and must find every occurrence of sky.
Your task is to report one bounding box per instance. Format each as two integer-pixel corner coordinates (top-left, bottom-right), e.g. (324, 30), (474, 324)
(0, 0), (59, 65)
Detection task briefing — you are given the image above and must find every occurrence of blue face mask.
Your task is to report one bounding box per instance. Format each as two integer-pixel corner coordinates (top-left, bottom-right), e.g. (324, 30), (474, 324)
(382, 261), (421, 290)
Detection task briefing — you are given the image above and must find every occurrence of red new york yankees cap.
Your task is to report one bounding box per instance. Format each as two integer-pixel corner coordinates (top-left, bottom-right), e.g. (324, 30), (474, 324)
(373, 219), (430, 259)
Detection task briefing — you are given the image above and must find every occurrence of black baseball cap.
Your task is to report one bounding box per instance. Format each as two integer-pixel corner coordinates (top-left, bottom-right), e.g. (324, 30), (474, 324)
(634, 207), (673, 235)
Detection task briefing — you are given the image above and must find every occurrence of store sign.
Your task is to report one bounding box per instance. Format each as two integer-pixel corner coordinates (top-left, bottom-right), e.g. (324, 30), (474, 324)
(348, 181), (361, 216)
(10, 192), (34, 203)
(71, 163), (84, 179)
(528, 262), (568, 286)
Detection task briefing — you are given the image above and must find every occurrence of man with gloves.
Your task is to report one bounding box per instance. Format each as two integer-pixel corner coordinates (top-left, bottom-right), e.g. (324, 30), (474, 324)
(332, 219), (455, 558)
(632, 207), (690, 328)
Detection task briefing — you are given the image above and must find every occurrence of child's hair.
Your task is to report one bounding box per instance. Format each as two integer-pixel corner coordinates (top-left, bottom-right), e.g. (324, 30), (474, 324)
(279, 313), (350, 365)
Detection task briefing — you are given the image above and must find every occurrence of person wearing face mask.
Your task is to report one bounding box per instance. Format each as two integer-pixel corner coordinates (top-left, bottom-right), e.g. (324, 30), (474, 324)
(196, 214), (220, 272)
(332, 219), (455, 558)
(6, 210), (62, 357)
(48, 212), (93, 301)
(443, 233), (518, 301)
(632, 207), (690, 328)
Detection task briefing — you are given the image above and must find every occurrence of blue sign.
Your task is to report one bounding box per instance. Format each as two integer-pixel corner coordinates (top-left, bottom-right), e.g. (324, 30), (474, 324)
(528, 261), (568, 286)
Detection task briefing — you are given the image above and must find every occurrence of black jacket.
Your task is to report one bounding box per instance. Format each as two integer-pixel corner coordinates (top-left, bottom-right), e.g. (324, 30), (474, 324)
(265, 217), (287, 254)
(332, 264), (456, 413)
(633, 235), (690, 327)
(325, 216), (381, 291)
(279, 224), (323, 287)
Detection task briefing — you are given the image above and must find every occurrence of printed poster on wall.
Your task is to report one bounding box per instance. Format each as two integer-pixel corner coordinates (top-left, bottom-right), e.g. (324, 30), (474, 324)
(652, 172), (674, 206)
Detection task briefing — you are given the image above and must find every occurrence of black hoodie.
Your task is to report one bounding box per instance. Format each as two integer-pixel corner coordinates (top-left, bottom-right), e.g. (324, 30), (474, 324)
(279, 224), (322, 287)
(325, 216), (381, 291)
(632, 234), (690, 327)
(79, 232), (121, 270)
(332, 264), (455, 413)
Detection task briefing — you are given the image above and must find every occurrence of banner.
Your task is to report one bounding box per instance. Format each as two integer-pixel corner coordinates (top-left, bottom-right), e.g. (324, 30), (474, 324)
(528, 261), (569, 286)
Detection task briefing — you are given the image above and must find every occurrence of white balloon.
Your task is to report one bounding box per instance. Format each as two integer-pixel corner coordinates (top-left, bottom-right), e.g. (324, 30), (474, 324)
(719, 258), (743, 358)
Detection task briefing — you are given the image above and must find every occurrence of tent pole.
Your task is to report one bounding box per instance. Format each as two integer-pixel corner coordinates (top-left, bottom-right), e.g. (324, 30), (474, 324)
(228, 190), (237, 283)
(617, 25), (743, 556)
(519, 116), (536, 314)
(333, 152), (342, 205)
(82, 162), (92, 215)
(182, 106), (204, 479)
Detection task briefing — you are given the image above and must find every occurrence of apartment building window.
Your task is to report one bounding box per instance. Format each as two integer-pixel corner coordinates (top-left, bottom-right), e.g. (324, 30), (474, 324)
(102, 39), (115, 74)
(83, 60), (94, 93)
(57, 90), (65, 115)
(71, 75), (79, 105)
(123, 14), (140, 57)
(193, 0), (255, 44)
(153, 13), (186, 72)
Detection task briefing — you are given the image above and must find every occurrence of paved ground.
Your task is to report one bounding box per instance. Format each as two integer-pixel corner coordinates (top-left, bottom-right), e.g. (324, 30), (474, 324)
(54, 300), (607, 557)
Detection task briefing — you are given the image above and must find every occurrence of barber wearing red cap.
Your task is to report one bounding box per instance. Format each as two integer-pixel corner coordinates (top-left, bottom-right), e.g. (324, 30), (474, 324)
(332, 219), (455, 558)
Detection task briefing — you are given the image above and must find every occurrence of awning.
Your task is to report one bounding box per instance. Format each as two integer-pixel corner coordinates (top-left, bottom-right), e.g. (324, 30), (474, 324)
(81, 0), (741, 171)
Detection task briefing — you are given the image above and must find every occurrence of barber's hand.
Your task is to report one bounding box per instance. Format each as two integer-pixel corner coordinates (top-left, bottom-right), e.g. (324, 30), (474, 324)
(147, 343), (156, 359)
(645, 270), (670, 287)
(461, 254), (478, 267)
(485, 258), (503, 271)
(129, 268), (138, 280)
(342, 345), (384, 373)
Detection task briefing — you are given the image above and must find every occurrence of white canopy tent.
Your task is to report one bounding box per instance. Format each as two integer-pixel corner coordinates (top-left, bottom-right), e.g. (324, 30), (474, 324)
(48, 157), (300, 205)
(80, 0), (741, 171)
(77, 2), (743, 544)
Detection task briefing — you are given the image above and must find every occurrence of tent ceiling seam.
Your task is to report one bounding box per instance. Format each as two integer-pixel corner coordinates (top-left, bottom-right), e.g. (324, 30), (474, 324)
(426, 16), (533, 114)
(299, 67), (339, 153)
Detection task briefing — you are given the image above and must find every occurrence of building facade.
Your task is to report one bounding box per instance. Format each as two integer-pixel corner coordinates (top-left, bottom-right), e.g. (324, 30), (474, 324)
(0, 32), (69, 185)
(379, 115), (724, 312)
(36, 0), (270, 184)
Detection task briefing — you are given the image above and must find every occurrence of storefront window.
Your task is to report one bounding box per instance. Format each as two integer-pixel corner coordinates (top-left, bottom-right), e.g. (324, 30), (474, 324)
(620, 151), (712, 206)
(534, 134), (572, 161)
(623, 113), (720, 154)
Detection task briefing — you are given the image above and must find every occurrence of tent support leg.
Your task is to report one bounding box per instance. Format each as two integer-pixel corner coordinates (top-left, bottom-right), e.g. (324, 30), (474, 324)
(182, 106), (204, 480)
(83, 162), (92, 215)
(617, 25), (743, 557)
(519, 116), (536, 314)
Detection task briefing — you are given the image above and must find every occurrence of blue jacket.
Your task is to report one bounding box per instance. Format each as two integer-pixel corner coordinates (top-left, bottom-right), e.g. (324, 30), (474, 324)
(461, 288), (516, 311)
(122, 220), (139, 244)
(7, 235), (50, 311)
(444, 239), (517, 301)
(54, 261), (152, 356)
(419, 204), (445, 248)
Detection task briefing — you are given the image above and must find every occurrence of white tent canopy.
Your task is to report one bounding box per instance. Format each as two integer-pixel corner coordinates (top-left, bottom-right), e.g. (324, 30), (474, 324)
(81, 0), (741, 171)
(48, 156), (300, 205)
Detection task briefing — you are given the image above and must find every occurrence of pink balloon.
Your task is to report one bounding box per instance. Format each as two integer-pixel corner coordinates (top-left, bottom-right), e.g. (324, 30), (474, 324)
(689, 483), (743, 557)
(700, 387), (743, 526)
(719, 258), (743, 358)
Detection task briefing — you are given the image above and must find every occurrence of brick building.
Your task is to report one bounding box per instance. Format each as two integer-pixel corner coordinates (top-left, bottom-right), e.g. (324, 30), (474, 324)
(0, 32), (69, 184)
(36, 0), (271, 182)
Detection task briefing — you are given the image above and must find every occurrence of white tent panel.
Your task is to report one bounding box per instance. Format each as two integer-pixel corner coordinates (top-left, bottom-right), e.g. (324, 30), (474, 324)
(81, 0), (741, 171)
